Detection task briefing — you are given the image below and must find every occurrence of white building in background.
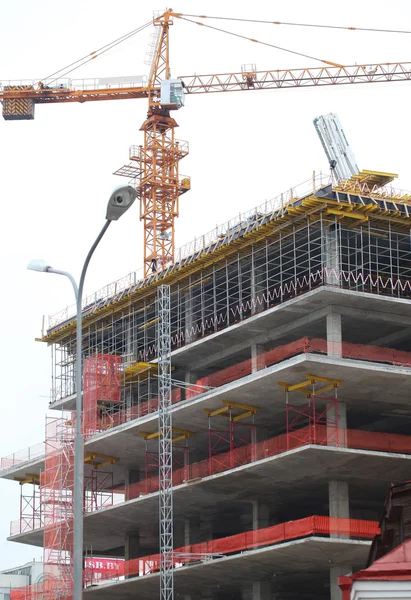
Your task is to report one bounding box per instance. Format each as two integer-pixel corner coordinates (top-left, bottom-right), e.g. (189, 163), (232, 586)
(0, 561), (43, 600)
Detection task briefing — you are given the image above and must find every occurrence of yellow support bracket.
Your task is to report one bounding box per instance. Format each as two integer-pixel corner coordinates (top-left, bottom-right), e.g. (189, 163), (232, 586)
(171, 433), (189, 443)
(172, 427), (195, 437)
(125, 362), (159, 375)
(279, 374), (342, 395)
(326, 208), (369, 221)
(315, 383), (336, 395)
(203, 406), (230, 417)
(14, 473), (40, 485)
(221, 400), (260, 413)
(278, 379), (313, 393)
(138, 431), (160, 440)
(139, 428), (194, 442)
(233, 410), (254, 422)
(125, 361), (159, 383)
(306, 374), (342, 387)
(84, 451), (119, 465)
(93, 460), (117, 470)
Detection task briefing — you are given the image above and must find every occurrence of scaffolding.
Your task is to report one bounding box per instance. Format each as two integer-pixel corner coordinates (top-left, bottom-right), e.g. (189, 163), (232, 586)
(138, 428), (193, 495)
(279, 374), (342, 450)
(204, 401), (259, 474)
(41, 416), (75, 600)
(46, 180), (411, 407)
(83, 354), (122, 437)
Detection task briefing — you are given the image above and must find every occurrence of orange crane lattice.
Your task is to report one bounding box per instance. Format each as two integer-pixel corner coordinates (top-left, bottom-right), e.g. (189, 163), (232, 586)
(2, 10), (411, 275)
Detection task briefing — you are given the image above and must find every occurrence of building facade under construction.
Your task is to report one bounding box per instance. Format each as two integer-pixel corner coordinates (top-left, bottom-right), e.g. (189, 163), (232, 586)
(2, 169), (411, 600)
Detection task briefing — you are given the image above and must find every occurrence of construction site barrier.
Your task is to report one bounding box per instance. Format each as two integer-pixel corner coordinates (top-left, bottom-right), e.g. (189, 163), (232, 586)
(9, 421), (410, 538)
(111, 516), (379, 581)
(10, 561), (123, 600)
(127, 425), (411, 499)
(9, 515), (379, 598)
(4, 337), (411, 471)
(196, 337), (411, 391)
(87, 336), (411, 437)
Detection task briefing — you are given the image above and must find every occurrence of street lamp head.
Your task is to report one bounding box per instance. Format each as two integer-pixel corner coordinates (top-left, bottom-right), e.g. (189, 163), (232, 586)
(27, 259), (52, 272)
(106, 185), (137, 221)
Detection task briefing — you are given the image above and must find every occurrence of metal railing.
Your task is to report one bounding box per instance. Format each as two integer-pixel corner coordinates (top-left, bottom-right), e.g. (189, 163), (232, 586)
(46, 170), (411, 331)
(0, 442), (44, 471)
(0, 76), (147, 92)
(47, 173), (331, 329)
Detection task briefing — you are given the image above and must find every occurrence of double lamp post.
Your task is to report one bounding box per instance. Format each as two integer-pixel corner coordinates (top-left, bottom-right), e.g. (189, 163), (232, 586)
(28, 185), (137, 600)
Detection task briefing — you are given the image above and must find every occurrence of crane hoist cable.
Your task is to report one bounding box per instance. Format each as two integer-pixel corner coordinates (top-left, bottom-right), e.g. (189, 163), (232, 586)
(176, 13), (411, 35)
(42, 20), (152, 85)
(173, 14), (343, 67)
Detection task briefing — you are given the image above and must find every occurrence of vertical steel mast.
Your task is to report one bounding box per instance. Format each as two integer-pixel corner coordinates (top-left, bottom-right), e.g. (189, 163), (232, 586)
(115, 9), (189, 277)
(157, 284), (173, 600)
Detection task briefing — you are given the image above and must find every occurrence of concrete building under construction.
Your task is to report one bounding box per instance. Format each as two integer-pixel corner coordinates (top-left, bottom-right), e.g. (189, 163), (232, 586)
(2, 169), (411, 600)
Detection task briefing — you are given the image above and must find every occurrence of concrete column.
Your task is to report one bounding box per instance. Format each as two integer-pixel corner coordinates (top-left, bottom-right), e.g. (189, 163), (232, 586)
(185, 291), (197, 344)
(251, 425), (264, 462)
(124, 532), (140, 561)
(125, 315), (135, 365)
(125, 468), (140, 501)
(200, 518), (213, 542)
(251, 255), (266, 316)
(252, 581), (271, 600)
(252, 501), (270, 546)
(184, 517), (201, 548)
(241, 587), (251, 600)
(251, 343), (265, 373)
(330, 564), (351, 600)
(324, 224), (340, 285)
(326, 309), (342, 357)
(327, 401), (347, 448)
(329, 480), (349, 539)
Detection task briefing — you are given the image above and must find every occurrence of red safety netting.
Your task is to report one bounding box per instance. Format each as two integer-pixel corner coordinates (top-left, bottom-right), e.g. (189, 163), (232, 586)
(310, 338), (411, 367)
(10, 580), (68, 600)
(10, 558), (125, 599)
(83, 354), (122, 437)
(7, 336), (410, 466)
(96, 387), (182, 432)
(127, 425), (411, 500)
(196, 337), (411, 391)
(119, 515), (379, 580)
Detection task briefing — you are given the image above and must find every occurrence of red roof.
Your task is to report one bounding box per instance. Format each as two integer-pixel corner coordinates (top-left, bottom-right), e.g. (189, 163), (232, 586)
(339, 540), (411, 598)
(364, 539), (411, 576)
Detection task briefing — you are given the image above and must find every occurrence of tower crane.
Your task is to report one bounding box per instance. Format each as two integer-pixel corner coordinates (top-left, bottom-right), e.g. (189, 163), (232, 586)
(2, 9), (411, 276)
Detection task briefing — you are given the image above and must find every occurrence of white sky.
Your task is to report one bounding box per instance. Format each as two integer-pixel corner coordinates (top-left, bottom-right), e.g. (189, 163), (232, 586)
(1, 0), (411, 570)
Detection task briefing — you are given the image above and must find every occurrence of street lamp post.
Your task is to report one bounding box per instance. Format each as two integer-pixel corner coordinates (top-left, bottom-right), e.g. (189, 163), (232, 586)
(28, 185), (137, 600)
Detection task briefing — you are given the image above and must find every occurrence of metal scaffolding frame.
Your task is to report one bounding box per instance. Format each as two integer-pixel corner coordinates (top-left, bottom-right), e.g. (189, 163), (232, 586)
(279, 375), (342, 450)
(157, 284), (174, 600)
(48, 204), (411, 409)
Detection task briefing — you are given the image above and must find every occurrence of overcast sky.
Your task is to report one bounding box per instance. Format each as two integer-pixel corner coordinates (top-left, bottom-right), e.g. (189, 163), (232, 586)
(1, 0), (411, 570)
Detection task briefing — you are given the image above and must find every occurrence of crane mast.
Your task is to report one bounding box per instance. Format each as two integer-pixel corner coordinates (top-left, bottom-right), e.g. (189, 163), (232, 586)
(115, 10), (189, 277)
